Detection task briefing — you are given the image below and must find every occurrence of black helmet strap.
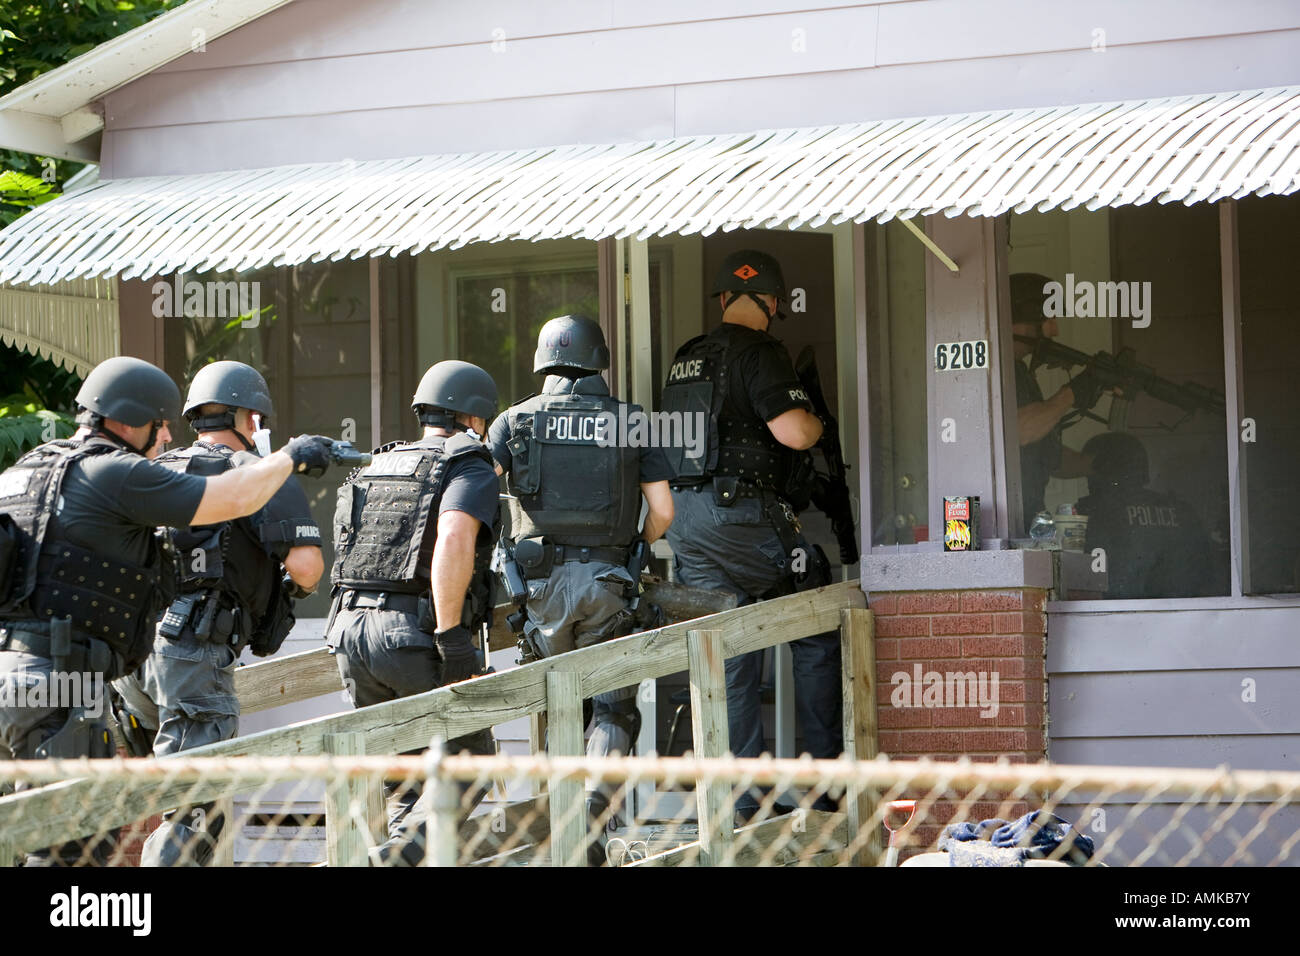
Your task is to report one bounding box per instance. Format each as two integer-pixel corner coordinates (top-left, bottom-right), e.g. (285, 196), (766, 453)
(722, 290), (780, 322)
(76, 409), (151, 456)
(187, 407), (256, 452)
(416, 407), (468, 432)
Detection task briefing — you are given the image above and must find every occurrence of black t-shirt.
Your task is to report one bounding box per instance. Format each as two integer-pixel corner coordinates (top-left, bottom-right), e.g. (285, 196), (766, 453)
(1016, 359), (1063, 529)
(714, 324), (814, 424)
(54, 444), (208, 569)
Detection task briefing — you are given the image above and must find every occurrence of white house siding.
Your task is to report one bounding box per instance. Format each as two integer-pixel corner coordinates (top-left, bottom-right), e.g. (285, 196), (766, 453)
(100, 0), (1300, 177)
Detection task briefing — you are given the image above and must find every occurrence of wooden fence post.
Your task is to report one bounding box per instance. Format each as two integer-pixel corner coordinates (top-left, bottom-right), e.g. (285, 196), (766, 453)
(324, 732), (372, 867)
(424, 738), (461, 867)
(840, 607), (881, 866)
(546, 671), (585, 867)
(687, 628), (734, 865)
(210, 797), (236, 866)
(529, 712), (548, 797)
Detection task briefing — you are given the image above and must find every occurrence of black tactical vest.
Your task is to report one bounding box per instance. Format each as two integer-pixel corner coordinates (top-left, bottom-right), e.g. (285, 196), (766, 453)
(156, 441), (284, 642)
(331, 434), (496, 596)
(0, 437), (168, 674)
(501, 377), (641, 549)
(661, 328), (808, 497)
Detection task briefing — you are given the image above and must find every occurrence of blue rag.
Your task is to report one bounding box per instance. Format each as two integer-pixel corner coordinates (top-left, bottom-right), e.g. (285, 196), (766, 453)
(939, 811), (1095, 865)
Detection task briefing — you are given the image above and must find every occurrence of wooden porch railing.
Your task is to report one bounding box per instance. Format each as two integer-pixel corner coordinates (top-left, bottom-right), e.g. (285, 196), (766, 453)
(0, 580), (876, 866)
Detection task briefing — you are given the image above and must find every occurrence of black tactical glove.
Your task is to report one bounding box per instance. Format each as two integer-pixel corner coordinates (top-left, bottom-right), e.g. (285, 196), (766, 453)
(1067, 367), (1103, 411)
(283, 434), (335, 477)
(435, 625), (480, 685)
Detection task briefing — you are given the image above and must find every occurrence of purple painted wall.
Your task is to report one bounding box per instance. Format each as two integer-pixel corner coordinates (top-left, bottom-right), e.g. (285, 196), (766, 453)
(100, 0), (1300, 177)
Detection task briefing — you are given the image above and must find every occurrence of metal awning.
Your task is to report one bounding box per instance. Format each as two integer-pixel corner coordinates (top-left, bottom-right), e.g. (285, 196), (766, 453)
(2, 85), (1298, 285)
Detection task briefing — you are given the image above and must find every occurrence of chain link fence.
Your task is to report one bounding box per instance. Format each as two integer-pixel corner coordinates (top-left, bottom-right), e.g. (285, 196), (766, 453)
(2, 751), (1297, 867)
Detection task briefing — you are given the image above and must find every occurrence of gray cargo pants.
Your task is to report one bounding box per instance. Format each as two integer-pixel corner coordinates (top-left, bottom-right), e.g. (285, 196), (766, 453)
(521, 559), (640, 858)
(327, 603), (495, 865)
(666, 486), (843, 814)
(0, 641), (115, 866)
(111, 626), (241, 866)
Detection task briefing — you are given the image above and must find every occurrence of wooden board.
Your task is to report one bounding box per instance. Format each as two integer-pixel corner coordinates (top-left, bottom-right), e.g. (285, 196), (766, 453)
(236, 581), (738, 714)
(628, 810), (848, 867)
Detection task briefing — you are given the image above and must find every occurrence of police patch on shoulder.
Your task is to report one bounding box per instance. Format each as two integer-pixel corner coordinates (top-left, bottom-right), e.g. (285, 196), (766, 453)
(0, 468), (31, 499)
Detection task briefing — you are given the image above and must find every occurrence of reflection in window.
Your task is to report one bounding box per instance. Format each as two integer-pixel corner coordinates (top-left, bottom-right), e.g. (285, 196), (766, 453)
(455, 265), (598, 407)
(1239, 194), (1300, 594)
(173, 261), (372, 619)
(1009, 206), (1229, 599)
(866, 221), (928, 545)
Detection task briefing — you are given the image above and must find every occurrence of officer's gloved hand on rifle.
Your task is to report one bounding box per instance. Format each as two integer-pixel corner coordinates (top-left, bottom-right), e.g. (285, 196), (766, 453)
(283, 436), (373, 477)
(1067, 366), (1104, 411)
(283, 435), (337, 477)
(435, 625), (481, 684)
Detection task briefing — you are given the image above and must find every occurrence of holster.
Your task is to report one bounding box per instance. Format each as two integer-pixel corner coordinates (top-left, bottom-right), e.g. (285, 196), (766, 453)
(514, 537), (554, 579)
(32, 707), (115, 760)
(249, 583), (293, 658)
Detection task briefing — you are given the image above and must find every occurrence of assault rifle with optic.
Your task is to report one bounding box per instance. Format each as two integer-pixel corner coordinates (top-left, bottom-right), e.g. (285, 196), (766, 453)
(1017, 335), (1225, 431)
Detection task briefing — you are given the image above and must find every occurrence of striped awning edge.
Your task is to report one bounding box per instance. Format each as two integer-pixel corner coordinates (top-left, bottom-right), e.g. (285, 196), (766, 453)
(1, 84), (1298, 284)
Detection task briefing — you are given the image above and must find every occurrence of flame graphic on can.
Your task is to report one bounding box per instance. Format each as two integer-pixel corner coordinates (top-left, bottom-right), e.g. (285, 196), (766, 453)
(945, 520), (971, 549)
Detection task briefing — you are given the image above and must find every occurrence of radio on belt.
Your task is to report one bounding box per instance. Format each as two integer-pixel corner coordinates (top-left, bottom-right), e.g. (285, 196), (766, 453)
(943, 496), (980, 552)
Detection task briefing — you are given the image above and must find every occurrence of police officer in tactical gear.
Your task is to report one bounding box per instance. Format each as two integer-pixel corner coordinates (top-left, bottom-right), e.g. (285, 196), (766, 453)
(488, 314), (674, 865)
(112, 361), (325, 866)
(327, 359), (501, 866)
(660, 249), (841, 822)
(1011, 273), (1108, 532)
(0, 356), (337, 866)
(1078, 432), (1212, 599)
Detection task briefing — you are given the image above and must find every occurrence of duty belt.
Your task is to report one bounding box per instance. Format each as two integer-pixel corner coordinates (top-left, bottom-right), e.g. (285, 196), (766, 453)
(552, 545), (629, 565)
(0, 624), (117, 674)
(341, 589), (423, 614)
(671, 477), (774, 501)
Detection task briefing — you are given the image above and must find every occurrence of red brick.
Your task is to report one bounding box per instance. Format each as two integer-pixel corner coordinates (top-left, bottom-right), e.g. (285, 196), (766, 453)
(898, 730), (963, 753)
(1025, 730), (1046, 755)
(960, 590), (1027, 612)
(898, 636), (962, 659)
(969, 753), (1029, 764)
(877, 705), (933, 728)
(1022, 632), (1045, 658)
(929, 706), (991, 728)
(963, 729), (1028, 752)
(991, 704), (1025, 727)
(994, 611), (1047, 634)
(931, 613), (994, 636)
(960, 635), (1027, 657)
(875, 637), (899, 660)
(958, 657), (1026, 678)
(876, 615), (930, 638)
(868, 594), (898, 616)
(878, 731), (903, 753)
(898, 591), (960, 614)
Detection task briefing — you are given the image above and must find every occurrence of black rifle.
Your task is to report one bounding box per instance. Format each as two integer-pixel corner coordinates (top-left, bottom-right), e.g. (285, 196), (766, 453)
(1018, 335), (1226, 430)
(794, 346), (859, 566)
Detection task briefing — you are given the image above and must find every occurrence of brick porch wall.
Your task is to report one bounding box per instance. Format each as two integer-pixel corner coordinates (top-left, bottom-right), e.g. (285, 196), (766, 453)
(867, 587), (1048, 851)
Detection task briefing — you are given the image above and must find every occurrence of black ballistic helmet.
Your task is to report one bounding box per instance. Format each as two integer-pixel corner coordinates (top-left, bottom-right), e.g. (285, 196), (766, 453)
(1010, 273), (1055, 326)
(76, 356), (181, 427)
(533, 314), (610, 375)
(1083, 432), (1150, 489)
(712, 249), (787, 299)
(184, 361), (274, 432)
(412, 360), (498, 427)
